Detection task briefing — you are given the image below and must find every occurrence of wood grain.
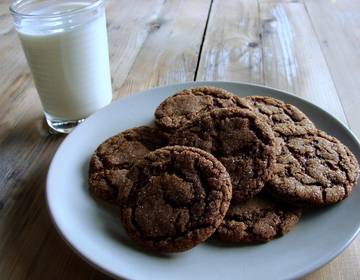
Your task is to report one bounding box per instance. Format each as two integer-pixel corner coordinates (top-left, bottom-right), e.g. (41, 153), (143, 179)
(259, 1), (347, 123)
(304, 0), (360, 137)
(106, 0), (165, 96)
(196, 0), (262, 83)
(302, 1), (360, 279)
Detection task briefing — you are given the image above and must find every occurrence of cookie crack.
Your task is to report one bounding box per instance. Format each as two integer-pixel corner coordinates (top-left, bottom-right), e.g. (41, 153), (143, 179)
(321, 187), (327, 203)
(282, 139), (332, 191)
(248, 121), (273, 146)
(256, 109), (277, 127)
(97, 153), (132, 170)
(282, 106), (307, 123)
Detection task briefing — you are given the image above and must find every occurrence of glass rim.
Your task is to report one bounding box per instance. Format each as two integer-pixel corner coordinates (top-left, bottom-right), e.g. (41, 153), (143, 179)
(9, 0), (103, 18)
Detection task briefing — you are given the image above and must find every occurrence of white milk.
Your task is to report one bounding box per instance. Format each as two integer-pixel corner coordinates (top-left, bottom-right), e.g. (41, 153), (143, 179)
(17, 2), (112, 121)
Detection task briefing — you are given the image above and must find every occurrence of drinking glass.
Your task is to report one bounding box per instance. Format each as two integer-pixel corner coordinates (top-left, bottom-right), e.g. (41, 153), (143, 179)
(10, 0), (113, 133)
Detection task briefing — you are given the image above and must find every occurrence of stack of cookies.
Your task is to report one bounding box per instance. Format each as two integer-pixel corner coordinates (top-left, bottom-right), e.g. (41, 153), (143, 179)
(88, 87), (359, 253)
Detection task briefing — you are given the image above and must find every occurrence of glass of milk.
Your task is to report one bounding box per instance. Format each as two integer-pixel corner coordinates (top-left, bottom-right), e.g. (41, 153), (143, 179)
(10, 0), (113, 133)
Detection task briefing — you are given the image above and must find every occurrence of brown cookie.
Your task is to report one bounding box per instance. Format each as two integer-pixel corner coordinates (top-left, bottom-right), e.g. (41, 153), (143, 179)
(169, 108), (276, 202)
(216, 196), (301, 243)
(155, 86), (251, 131)
(119, 146), (232, 253)
(88, 126), (167, 203)
(245, 96), (315, 136)
(268, 129), (359, 206)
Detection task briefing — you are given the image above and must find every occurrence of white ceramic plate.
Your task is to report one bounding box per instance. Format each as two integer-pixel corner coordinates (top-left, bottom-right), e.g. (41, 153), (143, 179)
(47, 81), (360, 280)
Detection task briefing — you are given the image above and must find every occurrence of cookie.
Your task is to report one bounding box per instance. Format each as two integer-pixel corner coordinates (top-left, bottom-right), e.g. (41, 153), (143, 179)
(119, 146), (232, 253)
(268, 129), (359, 206)
(88, 126), (167, 203)
(216, 196), (301, 243)
(245, 96), (315, 136)
(169, 108), (276, 202)
(155, 86), (251, 131)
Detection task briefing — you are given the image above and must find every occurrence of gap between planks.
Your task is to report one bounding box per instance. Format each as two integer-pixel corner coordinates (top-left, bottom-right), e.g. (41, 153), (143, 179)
(193, 0), (215, 81)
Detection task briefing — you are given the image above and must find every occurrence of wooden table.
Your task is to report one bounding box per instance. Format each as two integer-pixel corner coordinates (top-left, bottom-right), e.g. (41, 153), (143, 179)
(1, 0), (359, 279)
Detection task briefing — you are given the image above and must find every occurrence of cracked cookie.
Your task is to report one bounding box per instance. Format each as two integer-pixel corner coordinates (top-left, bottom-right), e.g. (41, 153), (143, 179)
(119, 146), (232, 252)
(88, 126), (167, 203)
(245, 96), (315, 136)
(155, 86), (252, 131)
(268, 129), (359, 206)
(169, 108), (276, 202)
(216, 196), (302, 243)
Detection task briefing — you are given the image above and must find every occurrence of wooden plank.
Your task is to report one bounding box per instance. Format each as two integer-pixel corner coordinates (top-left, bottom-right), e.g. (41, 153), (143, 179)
(0, 0), (211, 279)
(301, 1), (360, 278)
(259, 2), (347, 123)
(261, 2), (360, 279)
(106, 0), (164, 98)
(303, 0), (360, 137)
(260, 3), (359, 279)
(118, 0), (212, 96)
(196, 1), (358, 279)
(197, 0), (347, 130)
(196, 0), (262, 83)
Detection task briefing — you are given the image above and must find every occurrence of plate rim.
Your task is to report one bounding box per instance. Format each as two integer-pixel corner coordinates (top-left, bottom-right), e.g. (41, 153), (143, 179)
(46, 80), (360, 280)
